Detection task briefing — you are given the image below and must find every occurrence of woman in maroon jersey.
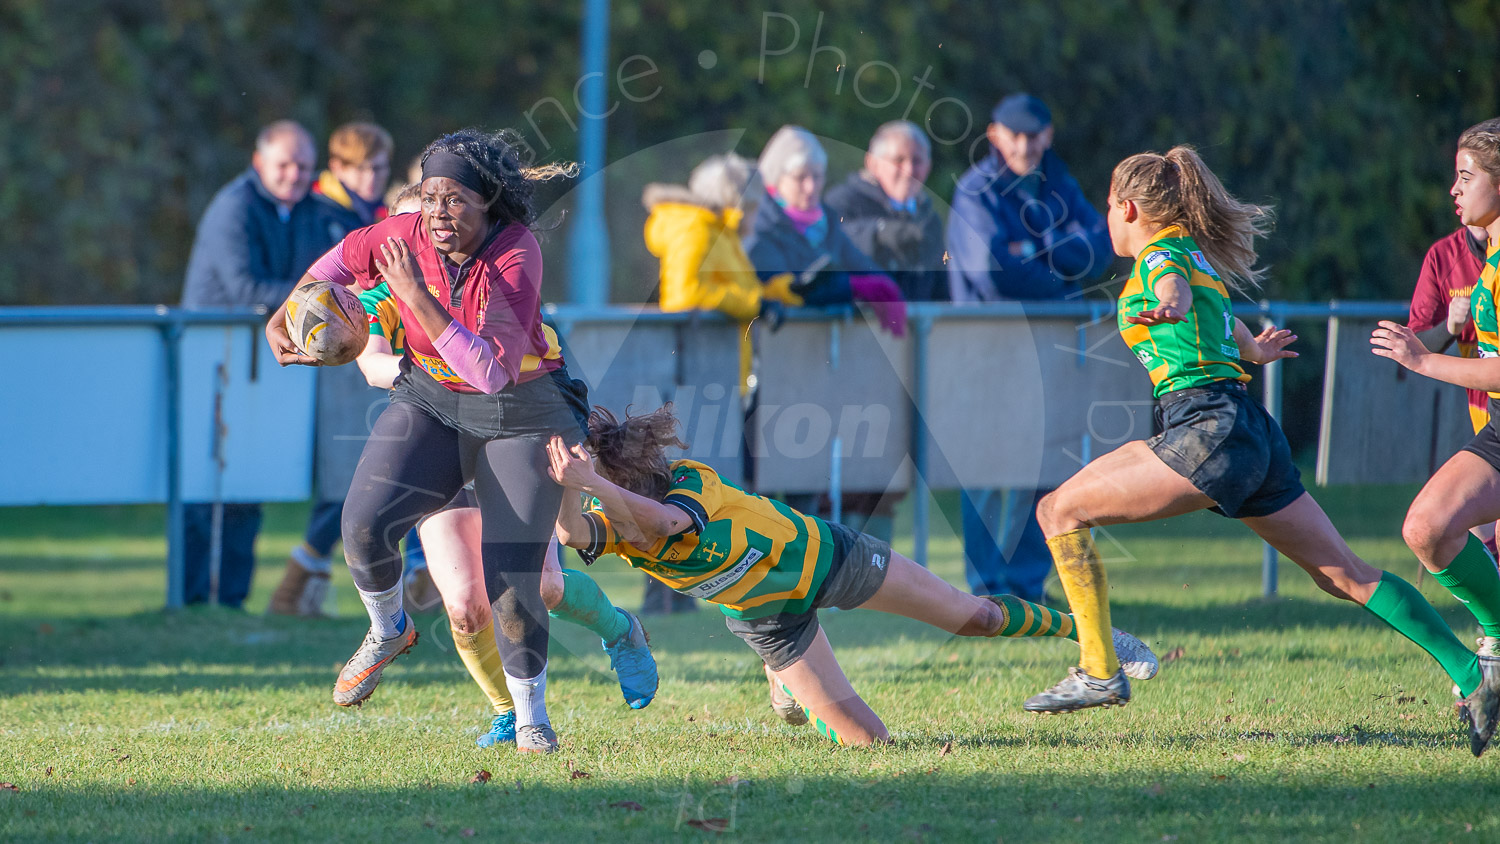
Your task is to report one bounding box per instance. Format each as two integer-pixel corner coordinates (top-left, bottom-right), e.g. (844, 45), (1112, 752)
(266, 128), (581, 753)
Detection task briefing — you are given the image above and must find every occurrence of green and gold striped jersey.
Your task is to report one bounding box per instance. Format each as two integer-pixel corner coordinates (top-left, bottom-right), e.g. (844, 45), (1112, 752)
(1117, 225), (1251, 397)
(1471, 238), (1500, 398)
(579, 460), (833, 620)
(358, 282), (405, 356)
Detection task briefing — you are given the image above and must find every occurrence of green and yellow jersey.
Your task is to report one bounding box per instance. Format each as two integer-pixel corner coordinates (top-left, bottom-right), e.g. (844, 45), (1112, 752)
(1117, 225), (1252, 397)
(359, 282), (406, 356)
(579, 460), (834, 620)
(1471, 238), (1500, 399)
(359, 280), (564, 384)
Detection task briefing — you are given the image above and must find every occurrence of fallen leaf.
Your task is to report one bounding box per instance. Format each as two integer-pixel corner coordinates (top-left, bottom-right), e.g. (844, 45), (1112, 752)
(1399, 713), (1418, 721)
(1265, 698), (1276, 704)
(1466, 823), (1474, 832)
(1223, 715), (1232, 723)
(610, 801), (644, 811)
(946, 653), (959, 662)
(1232, 753), (1247, 762)
(686, 818), (731, 832)
(38, 623), (53, 635)
(1333, 735), (1350, 743)
(44, 767), (52, 777)
(713, 775), (750, 786)
(686, 716), (695, 722)
(1162, 647), (1186, 663)
(1, 783), (19, 793)
(945, 688), (960, 695)
(114, 755), (130, 763)
(461, 829), (475, 838)
(242, 826), (252, 832)
(1211, 775), (1227, 781)
(570, 770), (590, 780)
(127, 778), (136, 785)
(469, 770), (492, 785)
(938, 741), (953, 757)
(1145, 782), (1165, 796)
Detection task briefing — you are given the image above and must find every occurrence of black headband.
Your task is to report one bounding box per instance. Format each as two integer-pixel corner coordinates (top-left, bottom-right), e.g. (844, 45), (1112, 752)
(421, 151), (493, 199)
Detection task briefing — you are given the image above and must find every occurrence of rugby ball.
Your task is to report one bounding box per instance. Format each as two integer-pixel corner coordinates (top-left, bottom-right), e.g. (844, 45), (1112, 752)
(284, 281), (365, 366)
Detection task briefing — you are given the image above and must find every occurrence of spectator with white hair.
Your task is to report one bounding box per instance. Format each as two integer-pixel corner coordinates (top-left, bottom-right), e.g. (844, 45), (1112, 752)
(744, 125), (906, 337)
(825, 120), (947, 302)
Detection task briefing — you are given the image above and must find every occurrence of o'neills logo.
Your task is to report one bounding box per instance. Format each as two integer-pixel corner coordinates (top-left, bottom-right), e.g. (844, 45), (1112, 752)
(682, 548), (764, 599)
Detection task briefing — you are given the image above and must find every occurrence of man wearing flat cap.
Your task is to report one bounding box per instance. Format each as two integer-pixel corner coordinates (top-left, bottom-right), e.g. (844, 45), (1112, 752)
(945, 93), (1112, 603)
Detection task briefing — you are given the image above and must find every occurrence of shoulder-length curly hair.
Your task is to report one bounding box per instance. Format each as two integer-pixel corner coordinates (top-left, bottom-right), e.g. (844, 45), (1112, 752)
(585, 404), (688, 500)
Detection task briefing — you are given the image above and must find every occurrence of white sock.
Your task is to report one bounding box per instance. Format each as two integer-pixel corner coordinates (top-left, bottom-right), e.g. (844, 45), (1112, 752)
(504, 664), (549, 728)
(291, 544), (333, 575)
(357, 581), (405, 638)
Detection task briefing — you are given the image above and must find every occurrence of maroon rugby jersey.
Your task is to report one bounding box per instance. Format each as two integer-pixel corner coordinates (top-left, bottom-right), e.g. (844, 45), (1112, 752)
(1409, 228), (1487, 429)
(340, 212), (563, 393)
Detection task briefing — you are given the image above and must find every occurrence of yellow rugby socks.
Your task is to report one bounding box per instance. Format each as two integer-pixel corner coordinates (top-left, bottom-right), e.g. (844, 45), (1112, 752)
(1047, 529), (1120, 679)
(451, 619), (515, 715)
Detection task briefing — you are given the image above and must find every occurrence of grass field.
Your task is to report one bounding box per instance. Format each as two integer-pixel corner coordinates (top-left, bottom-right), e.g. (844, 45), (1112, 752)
(4, 488), (1500, 842)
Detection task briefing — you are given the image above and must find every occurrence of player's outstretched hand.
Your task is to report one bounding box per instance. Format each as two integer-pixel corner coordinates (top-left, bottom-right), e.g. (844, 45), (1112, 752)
(1242, 325), (1299, 365)
(547, 435), (602, 491)
(1125, 305), (1185, 326)
(1370, 320), (1430, 370)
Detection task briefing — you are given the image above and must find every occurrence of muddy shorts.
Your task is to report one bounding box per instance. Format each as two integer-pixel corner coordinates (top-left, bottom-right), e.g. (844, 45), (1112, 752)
(722, 521), (892, 671)
(1148, 380), (1304, 519)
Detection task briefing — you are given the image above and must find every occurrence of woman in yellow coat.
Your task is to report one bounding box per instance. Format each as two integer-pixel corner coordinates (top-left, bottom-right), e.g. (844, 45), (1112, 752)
(643, 154), (801, 395)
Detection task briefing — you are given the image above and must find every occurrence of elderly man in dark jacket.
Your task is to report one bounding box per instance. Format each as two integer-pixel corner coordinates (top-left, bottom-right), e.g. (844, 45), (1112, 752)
(179, 120), (360, 609)
(944, 94), (1112, 603)
(824, 120), (946, 302)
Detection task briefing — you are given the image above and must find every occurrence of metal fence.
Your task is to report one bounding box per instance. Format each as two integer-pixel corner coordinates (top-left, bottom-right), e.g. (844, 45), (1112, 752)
(0, 300), (1438, 607)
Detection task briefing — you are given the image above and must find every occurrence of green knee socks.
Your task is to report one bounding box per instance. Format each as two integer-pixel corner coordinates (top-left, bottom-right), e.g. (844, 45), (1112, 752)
(549, 568), (632, 644)
(1364, 571), (1481, 696)
(1431, 535), (1500, 637)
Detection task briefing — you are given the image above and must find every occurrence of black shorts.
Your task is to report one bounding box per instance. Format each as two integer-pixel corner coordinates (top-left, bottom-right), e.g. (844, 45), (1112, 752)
(1461, 399), (1500, 471)
(393, 360), (589, 444)
(1148, 381), (1305, 519)
(722, 521), (892, 672)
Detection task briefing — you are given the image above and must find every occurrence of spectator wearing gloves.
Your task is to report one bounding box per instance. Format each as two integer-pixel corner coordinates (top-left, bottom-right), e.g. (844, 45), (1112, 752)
(825, 120), (947, 302)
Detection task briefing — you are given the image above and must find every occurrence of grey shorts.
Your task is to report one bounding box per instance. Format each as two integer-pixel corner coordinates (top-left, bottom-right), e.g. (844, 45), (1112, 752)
(1148, 381), (1305, 519)
(722, 521), (892, 672)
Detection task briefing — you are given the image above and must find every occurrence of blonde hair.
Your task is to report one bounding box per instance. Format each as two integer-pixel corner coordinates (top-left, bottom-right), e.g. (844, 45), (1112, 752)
(328, 122), (393, 166)
(688, 154), (762, 212)
(385, 182), (420, 214)
(758, 126), (827, 186)
(1111, 145), (1273, 292)
(1458, 118), (1500, 182)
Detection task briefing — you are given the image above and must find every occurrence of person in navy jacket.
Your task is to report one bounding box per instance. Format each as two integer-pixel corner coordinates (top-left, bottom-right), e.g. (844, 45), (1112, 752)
(945, 94), (1111, 603)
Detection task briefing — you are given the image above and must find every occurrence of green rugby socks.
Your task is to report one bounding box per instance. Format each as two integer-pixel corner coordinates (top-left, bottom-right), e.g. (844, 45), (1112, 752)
(549, 569), (632, 644)
(986, 594), (1078, 640)
(1430, 535), (1500, 637)
(1364, 571), (1482, 696)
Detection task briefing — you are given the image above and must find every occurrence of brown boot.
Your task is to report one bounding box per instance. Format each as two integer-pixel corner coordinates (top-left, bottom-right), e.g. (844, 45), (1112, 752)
(267, 557), (312, 616)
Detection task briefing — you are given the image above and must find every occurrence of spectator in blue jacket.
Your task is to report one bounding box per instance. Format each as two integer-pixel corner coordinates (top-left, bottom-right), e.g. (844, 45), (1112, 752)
(178, 120), (360, 609)
(945, 94), (1111, 602)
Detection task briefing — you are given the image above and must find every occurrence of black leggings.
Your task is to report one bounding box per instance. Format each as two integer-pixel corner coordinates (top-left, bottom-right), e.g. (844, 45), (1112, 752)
(341, 400), (561, 678)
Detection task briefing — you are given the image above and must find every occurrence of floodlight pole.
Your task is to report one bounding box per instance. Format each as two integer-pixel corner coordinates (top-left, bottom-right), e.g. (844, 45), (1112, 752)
(569, 0), (611, 306)
(1260, 307), (1284, 598)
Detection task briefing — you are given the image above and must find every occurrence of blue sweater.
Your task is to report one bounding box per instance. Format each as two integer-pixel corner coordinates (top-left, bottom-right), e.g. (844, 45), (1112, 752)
(945, 150), (1111, 301)
(180, 169), (361, 308)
